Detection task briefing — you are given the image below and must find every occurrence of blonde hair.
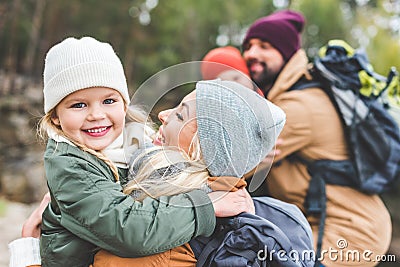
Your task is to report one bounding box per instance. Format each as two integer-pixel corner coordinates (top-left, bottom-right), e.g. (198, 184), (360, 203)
(123, 132), (210, 201)
(38, 101), (151, 182)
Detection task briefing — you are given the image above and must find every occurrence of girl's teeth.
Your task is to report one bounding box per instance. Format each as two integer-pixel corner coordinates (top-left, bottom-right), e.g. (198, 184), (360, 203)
(87, 127), (107, 133)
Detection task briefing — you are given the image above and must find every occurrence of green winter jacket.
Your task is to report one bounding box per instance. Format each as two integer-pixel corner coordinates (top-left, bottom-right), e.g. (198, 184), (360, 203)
(40, 139), (216, 267)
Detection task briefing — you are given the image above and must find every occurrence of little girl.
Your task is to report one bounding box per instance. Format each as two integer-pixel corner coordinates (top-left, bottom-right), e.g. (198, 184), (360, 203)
(31, 36), (253, 267)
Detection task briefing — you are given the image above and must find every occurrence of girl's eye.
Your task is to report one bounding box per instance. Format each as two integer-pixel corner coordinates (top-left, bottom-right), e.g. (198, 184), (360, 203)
(71, 103), (86, 109)
(104, 99), (116, 104)
(176, 112), (184, 121)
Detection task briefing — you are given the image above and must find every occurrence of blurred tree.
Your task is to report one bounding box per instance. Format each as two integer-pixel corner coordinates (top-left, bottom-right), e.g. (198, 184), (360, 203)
(294, 0), (399, 73)
(130, 0), (273, 89)
(4, 0), (21, 74)
(2, 0), (21, 94)
(293, 0), (349, 59)
(352, 0), (400, 74)
(0, 0), (398, 93)
(23, 0), (47, 76)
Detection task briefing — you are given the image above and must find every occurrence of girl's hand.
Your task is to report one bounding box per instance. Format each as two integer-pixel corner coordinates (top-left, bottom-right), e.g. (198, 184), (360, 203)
(22, 192), (51, 238)
(208, 188), (255, 217)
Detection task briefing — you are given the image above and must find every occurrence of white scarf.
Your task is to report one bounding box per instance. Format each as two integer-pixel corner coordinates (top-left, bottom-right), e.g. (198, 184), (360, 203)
(47, 122), (155, 169)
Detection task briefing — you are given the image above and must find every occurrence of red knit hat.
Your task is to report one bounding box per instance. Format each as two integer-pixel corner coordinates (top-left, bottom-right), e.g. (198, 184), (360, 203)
(242, 10), (305, 61)
(201, 46), (250, 80)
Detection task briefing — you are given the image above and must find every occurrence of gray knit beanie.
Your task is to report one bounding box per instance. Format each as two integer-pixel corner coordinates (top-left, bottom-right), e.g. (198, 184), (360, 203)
(196, 80), (286, 177)
(43, 36), (130, 113)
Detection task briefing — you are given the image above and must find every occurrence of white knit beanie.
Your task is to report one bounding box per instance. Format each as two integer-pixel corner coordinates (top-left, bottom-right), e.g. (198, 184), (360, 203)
(196, 80), (286, 177)
(43, 36), (130, 113)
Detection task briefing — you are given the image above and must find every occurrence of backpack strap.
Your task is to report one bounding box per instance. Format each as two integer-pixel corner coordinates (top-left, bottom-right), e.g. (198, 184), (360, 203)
(305, 165), (327, 267)
(288, 154), (326, 267)
(289, 77), (324, 92)
(224, 247), (258, 264)
(289, 155), (361, 267)
(194, 222), (232, 267)
(196, 237), (222, 266)
(290, 75), (352, 139)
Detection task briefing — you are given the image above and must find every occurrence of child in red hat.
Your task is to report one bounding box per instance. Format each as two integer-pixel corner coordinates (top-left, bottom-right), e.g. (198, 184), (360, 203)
(201, 46), (264, 96)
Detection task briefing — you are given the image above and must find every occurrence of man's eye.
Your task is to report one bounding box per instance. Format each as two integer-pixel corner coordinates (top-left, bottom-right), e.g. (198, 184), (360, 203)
(104, 99), (116, 104)
(71, 103), (86, 108)
(261, 43), (271, 49)
(176, 112), (184, 121)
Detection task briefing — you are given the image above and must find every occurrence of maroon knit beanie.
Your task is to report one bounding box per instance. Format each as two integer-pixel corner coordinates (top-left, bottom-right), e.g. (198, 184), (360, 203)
(242, 10), (305, 61)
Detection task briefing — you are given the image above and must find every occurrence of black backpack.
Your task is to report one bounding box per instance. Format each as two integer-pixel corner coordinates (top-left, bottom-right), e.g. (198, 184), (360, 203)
(190, 197), (315, 267)
(290, 39), (400, 266)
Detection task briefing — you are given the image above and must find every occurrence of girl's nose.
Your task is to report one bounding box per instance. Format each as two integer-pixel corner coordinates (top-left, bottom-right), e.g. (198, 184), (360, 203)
(87, 106), (106, 121)
(158, 109), (172, 124)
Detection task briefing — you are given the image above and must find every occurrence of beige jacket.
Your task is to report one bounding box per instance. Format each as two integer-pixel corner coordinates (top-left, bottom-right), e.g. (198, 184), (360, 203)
(265, 50), (392, 267)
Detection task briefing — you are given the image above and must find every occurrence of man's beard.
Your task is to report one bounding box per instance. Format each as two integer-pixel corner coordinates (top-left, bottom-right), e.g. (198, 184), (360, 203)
(249, 62), (280, 96)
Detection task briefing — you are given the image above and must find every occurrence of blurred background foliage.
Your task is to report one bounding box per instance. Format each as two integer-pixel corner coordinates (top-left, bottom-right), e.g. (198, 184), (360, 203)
(0, 0), (399, 93)
(0, 1), (399, 264)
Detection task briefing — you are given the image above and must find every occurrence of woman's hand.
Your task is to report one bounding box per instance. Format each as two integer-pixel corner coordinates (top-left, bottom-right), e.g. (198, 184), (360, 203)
(21, 192), (51, 238)
(208, 188), (255, 217)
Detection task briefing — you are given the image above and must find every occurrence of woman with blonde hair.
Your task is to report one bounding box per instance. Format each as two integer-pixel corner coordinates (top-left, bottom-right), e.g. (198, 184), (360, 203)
(93, 79), (289, 266)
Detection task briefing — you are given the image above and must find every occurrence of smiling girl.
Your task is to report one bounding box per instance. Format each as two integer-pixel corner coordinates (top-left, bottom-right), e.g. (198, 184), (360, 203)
(33, 36), (253, 267)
